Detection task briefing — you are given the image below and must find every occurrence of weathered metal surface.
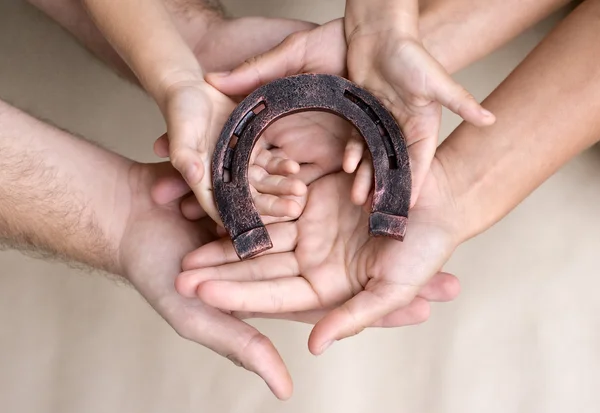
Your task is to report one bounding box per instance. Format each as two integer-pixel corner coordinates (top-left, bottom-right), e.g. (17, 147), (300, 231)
(212, 74), (412, 260)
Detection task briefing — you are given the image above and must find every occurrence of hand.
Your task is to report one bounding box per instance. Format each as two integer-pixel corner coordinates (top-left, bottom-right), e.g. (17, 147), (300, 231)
(164, 105), (360, 224)
(120, 161), (459, 399)
(176, 156), (465, 355)
(345, 7), (496, 203)
(152, 74), (306, 222)
(207, 18), (495, 205)
(119, 161), (299, 398)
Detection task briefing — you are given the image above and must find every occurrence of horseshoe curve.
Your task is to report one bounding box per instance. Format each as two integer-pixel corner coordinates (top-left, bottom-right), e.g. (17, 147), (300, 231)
(212, 74), (412, 260)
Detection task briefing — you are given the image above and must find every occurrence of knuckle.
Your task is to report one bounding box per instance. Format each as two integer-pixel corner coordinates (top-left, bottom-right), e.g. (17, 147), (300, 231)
(229, 332), (272, 371)
(174, 317), (197, 342)
(340, 305), (366, 338)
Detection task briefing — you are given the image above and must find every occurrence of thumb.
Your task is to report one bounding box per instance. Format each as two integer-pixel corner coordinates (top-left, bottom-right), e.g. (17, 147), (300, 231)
(205, 33), (309, 97)
(433, 70), (496, 127)
(206, 18), (347, 96)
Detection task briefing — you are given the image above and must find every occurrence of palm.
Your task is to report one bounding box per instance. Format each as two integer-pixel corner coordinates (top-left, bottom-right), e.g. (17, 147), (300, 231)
(118, 162), (294, 399)
(178, 159), (462, 353)
(348, 37), (444, 203)
(158, 83), (316, 222)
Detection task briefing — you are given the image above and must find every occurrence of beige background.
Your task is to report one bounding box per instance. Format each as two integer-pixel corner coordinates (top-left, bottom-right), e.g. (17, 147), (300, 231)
(1, 1), (599, 412)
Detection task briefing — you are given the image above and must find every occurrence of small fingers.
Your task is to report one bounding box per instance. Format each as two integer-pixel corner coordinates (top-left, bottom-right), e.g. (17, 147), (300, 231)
(254, 193), (303, 218)
(253, 149), (301, 176)
(351, 155), (374, 206)
(343, 131), (365, 174)
(249, 165), (307, 197)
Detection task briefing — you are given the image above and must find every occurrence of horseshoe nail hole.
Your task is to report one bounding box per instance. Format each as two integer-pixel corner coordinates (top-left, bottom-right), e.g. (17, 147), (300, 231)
(253, 102), (266, 114)
(229, 134), (238, 149)
(223, 168), (231, 183)
(344, 90), (399, 170)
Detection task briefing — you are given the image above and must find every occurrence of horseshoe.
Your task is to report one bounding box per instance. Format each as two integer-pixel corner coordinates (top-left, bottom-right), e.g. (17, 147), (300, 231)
(212, 74), (412, 260)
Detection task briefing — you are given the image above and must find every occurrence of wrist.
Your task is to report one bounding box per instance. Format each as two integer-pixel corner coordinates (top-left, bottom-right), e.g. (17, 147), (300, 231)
(345, 0), (419, 42)
(435, 139), (501, 243)
(153, 68), (207, 113)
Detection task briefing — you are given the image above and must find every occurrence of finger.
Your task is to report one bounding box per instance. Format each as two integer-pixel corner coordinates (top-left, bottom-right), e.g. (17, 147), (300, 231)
(181, 221), (298, 270)
(249, 166), (307, 197)
(181, 194), (207, 220)
(351, 155), (374, 206)
(264, 157), (301, 177)
(198, 277), (321, 313)
(253, 149), (301, 176)
(254, 193), (303, 218)
(154, 133), (170, 158)
(309, 278), (421, 355)
(404, 112), (440, 207)
(177, 252), (300, 298)
(237, 296), (431, 328)
(174, 302), (292, 399)
(342, 131), (365, 174)
(222, 271), (458, 323)
(206, 34), (309, 96)
(433, 73), (496, 127)
(149, 162), (193, 205)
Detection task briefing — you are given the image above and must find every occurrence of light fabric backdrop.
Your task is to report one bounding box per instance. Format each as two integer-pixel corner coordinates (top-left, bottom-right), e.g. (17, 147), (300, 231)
(1, 1), (598, 412)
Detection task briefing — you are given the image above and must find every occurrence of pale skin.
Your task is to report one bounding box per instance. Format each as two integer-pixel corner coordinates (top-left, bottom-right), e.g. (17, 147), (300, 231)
(0, 99), (459, 399)
(13, 0), (577, 400)
(178, 0), (600, 393)
(26, 0), (318, 223)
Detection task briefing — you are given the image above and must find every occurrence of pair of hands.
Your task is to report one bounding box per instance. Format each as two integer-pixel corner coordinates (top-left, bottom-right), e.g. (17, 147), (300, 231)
(147, 17), (494, 398)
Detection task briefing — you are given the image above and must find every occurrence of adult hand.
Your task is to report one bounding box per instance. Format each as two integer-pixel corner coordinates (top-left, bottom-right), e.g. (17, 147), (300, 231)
(176, 156), (465, 355)
(119, 161), (298, 399)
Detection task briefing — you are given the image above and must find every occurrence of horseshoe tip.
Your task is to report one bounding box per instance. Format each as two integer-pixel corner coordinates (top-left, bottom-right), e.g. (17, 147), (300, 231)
(232, 226), (273, 260)
(369, 212), (408, 242)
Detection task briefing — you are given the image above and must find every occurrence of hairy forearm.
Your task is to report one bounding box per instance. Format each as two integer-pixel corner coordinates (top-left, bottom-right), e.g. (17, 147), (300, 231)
(420, 0), (573, 73)
(0, 100), (132, 273)
(437, 0), (600, 240)
(81, 0), (205, 105)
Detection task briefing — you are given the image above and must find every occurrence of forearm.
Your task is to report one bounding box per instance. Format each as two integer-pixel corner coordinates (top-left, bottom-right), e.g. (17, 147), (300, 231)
(81, 0), (204, 105)
(345, 0), (419, 38)
(0, 100), (132, 273)
(420, 0), (573, 73)
(437, 0), (600, 240)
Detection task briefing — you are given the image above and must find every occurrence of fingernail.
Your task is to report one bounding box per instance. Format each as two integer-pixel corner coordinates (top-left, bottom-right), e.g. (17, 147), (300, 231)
(210, 71), (231, 78)
(320, 340), (334, 353)
(480, 108), (494, 117)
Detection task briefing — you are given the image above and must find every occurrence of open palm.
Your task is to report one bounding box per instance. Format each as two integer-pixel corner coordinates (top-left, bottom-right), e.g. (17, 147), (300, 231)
(177, 158), (464, 355)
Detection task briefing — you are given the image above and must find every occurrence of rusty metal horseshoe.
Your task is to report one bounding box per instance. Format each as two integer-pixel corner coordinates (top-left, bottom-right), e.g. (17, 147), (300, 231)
(212, 74), (412, 260)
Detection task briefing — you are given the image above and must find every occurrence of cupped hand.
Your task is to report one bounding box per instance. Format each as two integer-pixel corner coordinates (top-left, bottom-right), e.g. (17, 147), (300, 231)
(345, 14), (495, 203)
(119, 161), (295, 399)
(176, 157), (466, 355)
(207, 18), (495, 206)
(152, 75), (306, 223)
